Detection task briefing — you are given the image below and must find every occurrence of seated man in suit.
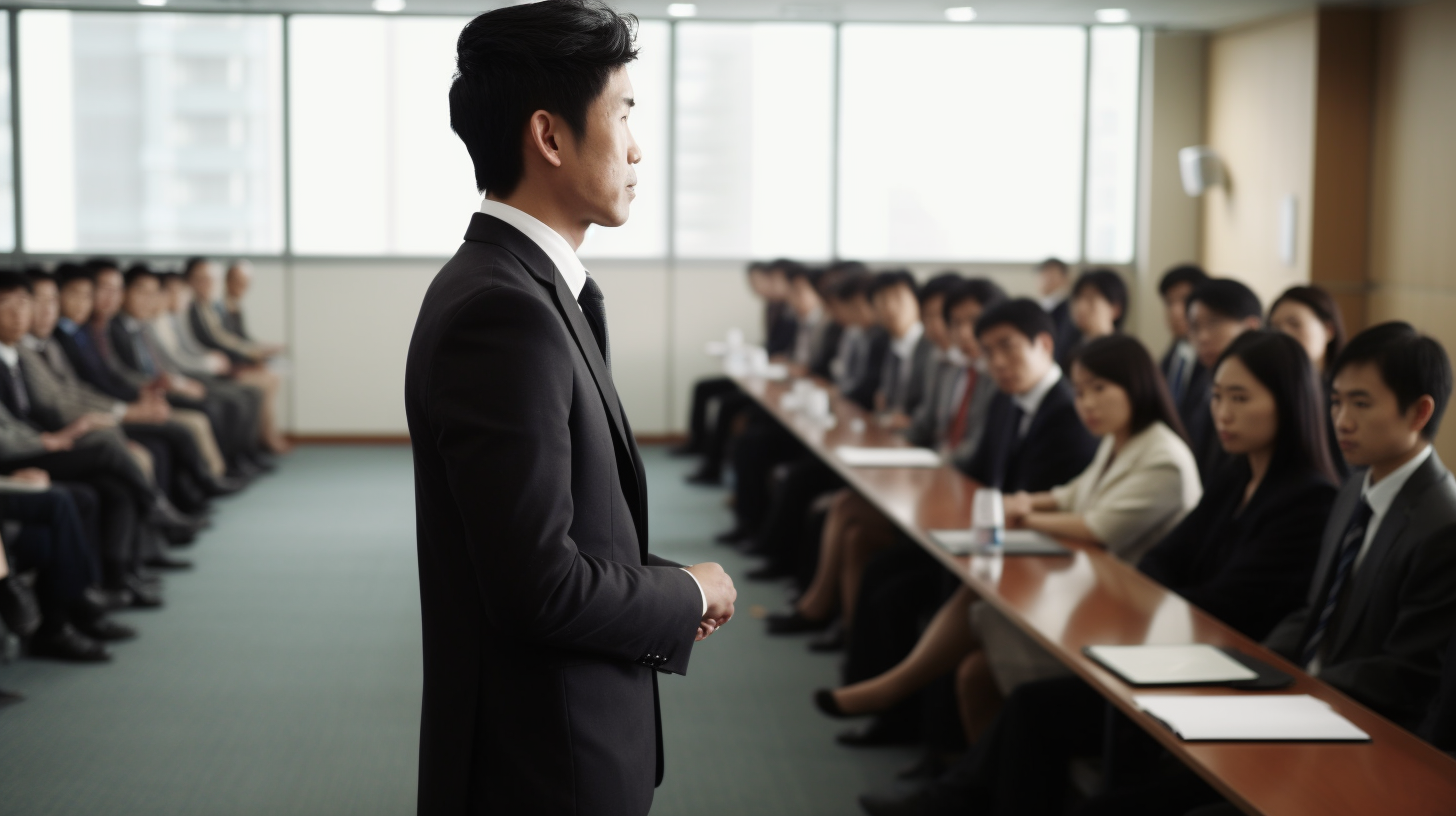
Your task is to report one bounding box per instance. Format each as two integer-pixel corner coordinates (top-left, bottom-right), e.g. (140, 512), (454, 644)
(903, 273), (965, 449)
(763, 259), (799, 359)
(831, 274), (890, 412)
(1058, 268), (1127, 366)
(1183, 279), (1263, 480)
(787, 264), (839, 381)
(23, 270), (234, 516)
(103, 263), (266, 479)
(1156, 264), (1209, 408)
(0, 477), (135, 661)
(868, 271), (933, 424)
(53, 265), (230, 486)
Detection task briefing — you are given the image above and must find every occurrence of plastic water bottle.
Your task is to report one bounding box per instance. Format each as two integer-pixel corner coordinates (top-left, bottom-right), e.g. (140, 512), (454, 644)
(972, 488), (1005, 556)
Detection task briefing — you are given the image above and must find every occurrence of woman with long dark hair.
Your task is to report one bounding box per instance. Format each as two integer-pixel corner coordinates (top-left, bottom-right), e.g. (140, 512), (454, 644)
(814, 334), (1203, 744)
(1270, 284), (1348, 478)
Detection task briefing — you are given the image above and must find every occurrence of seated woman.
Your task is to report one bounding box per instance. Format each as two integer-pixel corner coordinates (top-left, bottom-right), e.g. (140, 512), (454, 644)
(1059, 268), (1128, 366)
(813, 334), (1202, 743)
(765, 279), (1005, 640)
(1268, 284), (1347, 479)
(858, 330), (1339, 816)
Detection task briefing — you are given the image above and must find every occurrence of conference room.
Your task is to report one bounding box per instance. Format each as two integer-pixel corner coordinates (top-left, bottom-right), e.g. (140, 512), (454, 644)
(1, 0), (1454, 814)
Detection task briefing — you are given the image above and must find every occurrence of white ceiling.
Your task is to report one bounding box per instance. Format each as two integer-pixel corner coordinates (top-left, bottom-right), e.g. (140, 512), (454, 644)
(13, 0), (1409, 30)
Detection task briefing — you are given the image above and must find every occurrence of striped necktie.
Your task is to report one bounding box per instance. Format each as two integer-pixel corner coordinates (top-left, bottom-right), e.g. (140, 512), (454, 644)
(1301, 499), (1375, 668)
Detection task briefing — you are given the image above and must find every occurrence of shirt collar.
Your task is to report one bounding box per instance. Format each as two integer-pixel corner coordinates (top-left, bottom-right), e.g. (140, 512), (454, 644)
(890, 322), (924, 359)
(21, 335), (43, 351)
(478, 197), (589, 301)
(1013, 364), (1062, 418)
(57, 317), (78, 335)
(1039, 290), (1068, 312)
(0, 342), (19, 368)
(1361, 444), (1433, 518)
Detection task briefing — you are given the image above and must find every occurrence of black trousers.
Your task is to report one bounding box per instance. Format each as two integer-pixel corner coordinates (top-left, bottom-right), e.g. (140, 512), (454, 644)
(0, 440), (154, 576)
(1, 489), (96, 630)
(124, 420), (214, 509)
(171, 379), (259, 470)
(701, 391), (755, 477)
(683, 377), (740, 453)
(755, 457), (842, 567)
(729, 415), (803, 534)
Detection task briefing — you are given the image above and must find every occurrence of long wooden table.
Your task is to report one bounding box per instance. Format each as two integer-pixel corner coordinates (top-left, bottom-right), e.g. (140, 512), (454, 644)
(732, 374), (1456, 816)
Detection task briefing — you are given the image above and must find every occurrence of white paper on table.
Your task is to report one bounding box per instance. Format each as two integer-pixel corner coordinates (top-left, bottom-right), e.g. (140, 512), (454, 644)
(1133, 694), (1370, 741)
(1086, 644), (1257, 685)
(834, 446), (941, 468)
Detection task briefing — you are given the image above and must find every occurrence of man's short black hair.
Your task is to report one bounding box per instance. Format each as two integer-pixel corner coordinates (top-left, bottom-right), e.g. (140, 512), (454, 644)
(784, 263), (816, 284)
(867, 270), (917, 302)
(1332, 321), (1453, 440)
(1037, 257), (1069, 277)
(919, 272), (963, 306)
(942, 278), (1007, 323)
(831, 274), (873, 303)
(1072, 268), (1129, 330)
(24, 267), (55, 290)
(1159, 263), (1209, 296)
(84, 257), (121, 276)
(124, 263), (159, 289)
(1186, 278), (1262, 322)
(974, 297), (1056, 343)
(183, 256), (210, 278)
(451, 0), (639, 197)
(56, 263), (94, 289)
(0, 270), (33, 297)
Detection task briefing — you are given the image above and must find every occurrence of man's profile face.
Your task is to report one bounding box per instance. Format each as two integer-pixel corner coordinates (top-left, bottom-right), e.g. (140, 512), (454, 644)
(93, 270), (124, 320)
(0, 289), (34, 346)
(59, 281), (93, 324)
(31, 280), (60, 339)
(980, 323), (1052, 396)
(124, 277), (161, 321)
(565, 66), (641, 230)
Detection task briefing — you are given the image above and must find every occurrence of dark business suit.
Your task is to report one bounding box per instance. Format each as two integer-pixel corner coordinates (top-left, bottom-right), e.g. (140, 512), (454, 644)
(1264, 452), (1456, 729)
(962, 376), (1099, 494)
(405, 213), (702, 816)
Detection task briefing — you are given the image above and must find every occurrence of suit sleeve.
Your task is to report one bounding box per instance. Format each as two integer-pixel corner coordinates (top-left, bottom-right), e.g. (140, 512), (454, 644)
(1318, 522), (1456, 728)
(428, 288), (702, 674)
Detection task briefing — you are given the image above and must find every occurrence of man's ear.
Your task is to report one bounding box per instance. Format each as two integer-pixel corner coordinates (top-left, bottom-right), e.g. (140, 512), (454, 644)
(1408, 394), (1437, 437)
(525, 110), (565, 169)
(1034, 331), (1056, 358)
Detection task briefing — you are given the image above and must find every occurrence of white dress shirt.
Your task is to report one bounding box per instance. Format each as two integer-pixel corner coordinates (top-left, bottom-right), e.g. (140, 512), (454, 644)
(475, 197), (707, 616)
(1355, 444), (1433, 572)
(1012, 364), (1063, 438)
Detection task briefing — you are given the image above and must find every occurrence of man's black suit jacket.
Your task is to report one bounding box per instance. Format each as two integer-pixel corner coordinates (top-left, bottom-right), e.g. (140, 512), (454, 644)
(960, 374), (1098, 493)
(1264, 452), (1456, 729)
(404, 214), (702, 816)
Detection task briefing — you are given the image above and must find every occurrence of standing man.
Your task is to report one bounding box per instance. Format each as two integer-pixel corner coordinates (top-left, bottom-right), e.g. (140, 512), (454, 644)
(405, 3), (736, 815)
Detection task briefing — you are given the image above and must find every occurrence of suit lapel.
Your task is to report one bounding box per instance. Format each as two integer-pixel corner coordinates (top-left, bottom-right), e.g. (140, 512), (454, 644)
(464, 214), (650, 558)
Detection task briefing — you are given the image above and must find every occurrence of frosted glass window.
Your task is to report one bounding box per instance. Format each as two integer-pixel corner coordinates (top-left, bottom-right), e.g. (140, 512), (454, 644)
(578, 20), (669, 259)
(289, 16), (477, 256)
(19, 11), (284, 253)
(838, 25), (1086, 262)
(1084, 26), (1141, 263)
(674, 23), (834, 260)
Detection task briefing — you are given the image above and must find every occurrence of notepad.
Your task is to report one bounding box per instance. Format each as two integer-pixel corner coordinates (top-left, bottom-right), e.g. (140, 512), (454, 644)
(1134, 694), (1370, 742)
(0, 478), (49, 494)
(834, 446), (942, 468)
(929, 528), (1071, 556)
(1085, 644), (1258, 685)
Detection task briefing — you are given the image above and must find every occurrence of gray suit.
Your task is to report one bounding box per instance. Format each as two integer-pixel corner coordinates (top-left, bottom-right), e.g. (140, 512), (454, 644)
(906, 357), (959, 448)
(947, 366), (999, 472)
(1265, 451), (1456, 729)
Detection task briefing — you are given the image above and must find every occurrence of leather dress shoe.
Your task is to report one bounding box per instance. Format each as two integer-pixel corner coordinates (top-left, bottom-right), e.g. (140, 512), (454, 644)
(814, 688), (852, 719)
(0, 575), (42, 638)
(837, 715), (918, 747)
(74, 614), (136, 642)
(28, 624), (111, 662)
(204, 476), (248, 497)
(105, 574), (163, 609)
(85, 585), (133, 611)
(766, 610), (831, 635)
(685, 468), (723, 487)
(896, 752), (953, 781)
(145, 553), (193, 571)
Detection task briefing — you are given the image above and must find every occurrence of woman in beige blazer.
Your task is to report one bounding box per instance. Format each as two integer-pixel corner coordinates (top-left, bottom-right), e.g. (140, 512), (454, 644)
(814, 335), (1202, 745)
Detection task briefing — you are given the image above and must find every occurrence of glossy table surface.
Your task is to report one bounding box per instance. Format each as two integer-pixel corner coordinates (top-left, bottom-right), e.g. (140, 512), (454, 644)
(734, 374), (1456, 816)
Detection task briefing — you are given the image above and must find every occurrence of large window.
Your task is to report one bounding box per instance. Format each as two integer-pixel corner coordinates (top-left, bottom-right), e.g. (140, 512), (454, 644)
(673, 22), (834, 260)
(838, 25), (1087, 262)
(288, 15), (476, 256)
(5, 14), (1141, 263)
(19, 11), (284, 254)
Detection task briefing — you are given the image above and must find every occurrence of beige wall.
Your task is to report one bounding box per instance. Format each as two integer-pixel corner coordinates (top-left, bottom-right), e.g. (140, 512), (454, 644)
(1134, 30), (1208, 352)
(1367, 0), (1456, 463)
(1201, 11), (1318, 308)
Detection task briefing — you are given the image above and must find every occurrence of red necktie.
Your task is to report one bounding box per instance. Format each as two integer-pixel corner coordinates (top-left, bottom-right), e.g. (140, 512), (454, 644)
(946, 368), (978, 448)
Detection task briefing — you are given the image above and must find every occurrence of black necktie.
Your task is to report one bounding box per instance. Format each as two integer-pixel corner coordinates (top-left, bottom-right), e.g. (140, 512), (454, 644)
(1301, 498), (1375, 668)
(0, 358), (30, 420)
(577, 275), (610, 370)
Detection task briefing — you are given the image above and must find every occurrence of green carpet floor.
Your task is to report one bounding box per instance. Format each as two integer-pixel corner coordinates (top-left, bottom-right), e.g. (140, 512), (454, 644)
(0, 445), (912, 815)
